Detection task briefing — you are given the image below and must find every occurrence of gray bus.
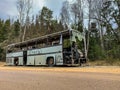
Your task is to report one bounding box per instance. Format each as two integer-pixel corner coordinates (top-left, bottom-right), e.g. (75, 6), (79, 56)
(6, 29), (86, 66)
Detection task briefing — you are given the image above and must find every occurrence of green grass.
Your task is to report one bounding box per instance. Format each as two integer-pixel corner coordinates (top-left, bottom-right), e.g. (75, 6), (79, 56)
(88, 59), (120, 66)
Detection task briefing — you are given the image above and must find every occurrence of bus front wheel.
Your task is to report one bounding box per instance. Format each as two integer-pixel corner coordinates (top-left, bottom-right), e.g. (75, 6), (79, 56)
(48, 58), (54, 67)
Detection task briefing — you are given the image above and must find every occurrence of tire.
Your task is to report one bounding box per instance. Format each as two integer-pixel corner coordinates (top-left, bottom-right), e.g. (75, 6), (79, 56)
(79, 59), (82, 66)
(48, 58), (54, 67)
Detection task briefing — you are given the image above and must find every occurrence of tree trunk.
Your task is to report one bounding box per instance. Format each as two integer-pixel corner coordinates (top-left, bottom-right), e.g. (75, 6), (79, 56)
(98, 19), (104, 52)
(86, 18), (90, 59)
(83, 30), (87, 58)
(22, 24), (27, 41)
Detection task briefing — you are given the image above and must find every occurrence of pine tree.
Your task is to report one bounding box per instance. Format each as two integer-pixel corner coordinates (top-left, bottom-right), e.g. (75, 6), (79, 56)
(13, 19), (20, 37)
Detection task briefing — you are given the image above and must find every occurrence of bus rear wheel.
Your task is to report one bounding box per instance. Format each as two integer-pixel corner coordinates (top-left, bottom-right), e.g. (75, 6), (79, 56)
(48, 58), (54, 67)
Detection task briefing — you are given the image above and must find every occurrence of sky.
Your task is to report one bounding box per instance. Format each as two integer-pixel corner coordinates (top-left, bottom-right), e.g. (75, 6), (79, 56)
(0, 0), (88, 28)
(0, 0), (73, 20)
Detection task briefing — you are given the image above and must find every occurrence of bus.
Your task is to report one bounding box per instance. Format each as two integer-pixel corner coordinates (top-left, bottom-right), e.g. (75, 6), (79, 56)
(6, 29), (86, 66)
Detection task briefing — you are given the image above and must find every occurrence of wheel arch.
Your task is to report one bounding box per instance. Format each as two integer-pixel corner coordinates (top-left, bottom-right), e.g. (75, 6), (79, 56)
(46, 56), (55, 64)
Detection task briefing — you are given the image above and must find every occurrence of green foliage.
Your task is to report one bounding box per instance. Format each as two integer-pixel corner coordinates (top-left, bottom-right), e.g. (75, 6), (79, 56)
(40, 6), (53, 21)
(77, 21), (83, 32)
(0, 19), (10, 41)
(106, 45), (120, 59)
(63, 39), (71, 48)
(88, 44), (104, 61)
(37, 6), (54, 34)
(0, 20), (4, 41)
(13, 19), (20, 36)
(3, 19), (11, 38)
(71, 21), (83, 33)
(88, 34), (105, 61)
(87, 0), (120, 61)
(0, 47), (3, 60)
(76, 37), (84, 50)
(101, 0), (120, 43)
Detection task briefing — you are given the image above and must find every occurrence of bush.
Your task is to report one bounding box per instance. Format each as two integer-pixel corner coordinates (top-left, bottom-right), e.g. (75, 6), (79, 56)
(106, 45), (120, 59)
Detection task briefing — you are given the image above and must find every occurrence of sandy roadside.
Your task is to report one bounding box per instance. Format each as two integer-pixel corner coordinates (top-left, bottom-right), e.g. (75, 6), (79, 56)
(0, 62), (5, 67)
(0, 61), (120, 74)
(0, 66), (120, 74)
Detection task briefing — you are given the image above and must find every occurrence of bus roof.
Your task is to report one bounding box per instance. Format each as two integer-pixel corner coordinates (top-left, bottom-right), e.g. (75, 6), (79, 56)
(7, 29), (82, 48)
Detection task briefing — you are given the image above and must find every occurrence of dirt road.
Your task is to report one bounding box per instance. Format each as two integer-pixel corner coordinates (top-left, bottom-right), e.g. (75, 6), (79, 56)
(0, 67), (120, 90)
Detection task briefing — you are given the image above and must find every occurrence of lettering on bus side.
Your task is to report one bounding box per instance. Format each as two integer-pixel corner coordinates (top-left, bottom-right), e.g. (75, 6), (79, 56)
(28, 49), (42, 55)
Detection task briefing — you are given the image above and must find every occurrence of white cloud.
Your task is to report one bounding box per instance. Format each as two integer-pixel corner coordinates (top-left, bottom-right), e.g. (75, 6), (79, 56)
(32, 0), (45, 16)
(34, 0), (45, 9)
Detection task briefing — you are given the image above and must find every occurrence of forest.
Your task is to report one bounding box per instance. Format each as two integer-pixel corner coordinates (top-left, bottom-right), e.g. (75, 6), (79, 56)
(0, 0), (119, 65)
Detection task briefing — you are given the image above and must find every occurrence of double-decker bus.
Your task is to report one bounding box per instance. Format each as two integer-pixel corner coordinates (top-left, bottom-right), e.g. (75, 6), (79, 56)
(6, 29), (86, 66)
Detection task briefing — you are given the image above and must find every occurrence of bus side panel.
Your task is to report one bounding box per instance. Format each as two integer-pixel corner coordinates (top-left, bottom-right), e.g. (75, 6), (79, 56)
(27, 56), (35, 65)
(11, 58), (14, 65)
(55, 53), (63, 65)
(27, 45), (63, 66)
(35, 55), (46, 65)
(6, 52), (23, 66)
(6, 58), (10, 65)
(6, 58), (14, 66)
(18, 57), (23, 65)
(6, 58), (9, 65)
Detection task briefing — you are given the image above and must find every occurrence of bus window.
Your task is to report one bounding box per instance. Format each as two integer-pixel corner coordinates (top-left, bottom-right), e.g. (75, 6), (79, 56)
(52, 41), (59, 45)
(63, 39), (71, 48)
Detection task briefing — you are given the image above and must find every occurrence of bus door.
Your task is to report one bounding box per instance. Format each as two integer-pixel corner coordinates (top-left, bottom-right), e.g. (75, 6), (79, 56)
(14, 57), (19, 66)
(23, 51), (27, 65)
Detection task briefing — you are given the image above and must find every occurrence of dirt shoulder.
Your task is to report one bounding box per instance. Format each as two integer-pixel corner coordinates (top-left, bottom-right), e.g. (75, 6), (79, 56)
(0, 66), (119, 74)
(0, 62), (120, 74)
(0, 61), (6, 66)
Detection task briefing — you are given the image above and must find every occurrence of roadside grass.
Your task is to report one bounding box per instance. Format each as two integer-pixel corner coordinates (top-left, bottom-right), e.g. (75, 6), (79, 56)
(0, 59), (120, 67)
(0, 61), (6, 66)
(88, 59), (120, 66)
(0, 61), (120, 74)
